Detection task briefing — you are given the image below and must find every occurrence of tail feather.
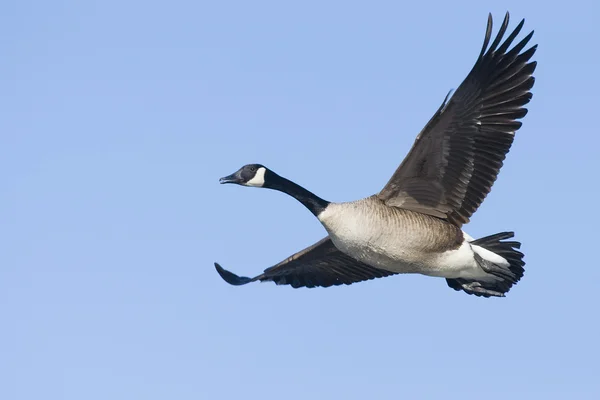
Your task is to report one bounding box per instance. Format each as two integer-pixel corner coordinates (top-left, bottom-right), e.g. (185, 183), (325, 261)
(447, 231), (525, 298)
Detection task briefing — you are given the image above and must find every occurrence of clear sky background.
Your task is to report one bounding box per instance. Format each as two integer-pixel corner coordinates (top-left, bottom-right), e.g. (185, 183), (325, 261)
(2, 1), (599, 399)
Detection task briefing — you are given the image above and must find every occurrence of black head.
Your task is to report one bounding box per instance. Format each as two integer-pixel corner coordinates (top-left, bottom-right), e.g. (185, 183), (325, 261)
(219, 163), (330, 216)
(219, 164), (269, 187)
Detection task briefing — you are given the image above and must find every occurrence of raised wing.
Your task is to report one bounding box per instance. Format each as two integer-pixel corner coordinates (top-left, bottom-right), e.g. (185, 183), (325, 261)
(378, 12), (537, 226)
(215, 236), (397, 288)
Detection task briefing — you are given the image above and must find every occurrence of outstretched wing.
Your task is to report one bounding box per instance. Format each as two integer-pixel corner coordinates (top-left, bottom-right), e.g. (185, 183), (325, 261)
(378, 12), (537, 226)
(215, 236), (397, 288)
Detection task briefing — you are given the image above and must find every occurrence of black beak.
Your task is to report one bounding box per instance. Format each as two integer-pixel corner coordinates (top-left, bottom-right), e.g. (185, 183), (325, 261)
(219, 171), (242, 184)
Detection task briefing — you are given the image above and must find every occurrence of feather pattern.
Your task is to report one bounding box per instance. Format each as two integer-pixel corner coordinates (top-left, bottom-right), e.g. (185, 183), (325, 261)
(215, 237), (397, 289)
(378, 12), (537, 226)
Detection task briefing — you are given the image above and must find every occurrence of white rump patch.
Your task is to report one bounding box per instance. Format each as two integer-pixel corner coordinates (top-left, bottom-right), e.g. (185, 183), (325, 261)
(434, 240), (482, 279)
(462, 231), (475, 242)
(463, 231), (509, 267)
(246, 167), (266, 187)
(472, 244), (509, 267)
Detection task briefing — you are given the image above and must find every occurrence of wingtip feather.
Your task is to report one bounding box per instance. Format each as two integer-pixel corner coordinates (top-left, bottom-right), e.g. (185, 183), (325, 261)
(479, 14), (494, 59)
(214, 262), (253, 285)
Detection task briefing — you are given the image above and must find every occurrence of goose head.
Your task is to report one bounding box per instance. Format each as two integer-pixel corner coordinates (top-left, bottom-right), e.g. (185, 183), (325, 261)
(219, 163), (330, 216)
(219, 164), (270, 188)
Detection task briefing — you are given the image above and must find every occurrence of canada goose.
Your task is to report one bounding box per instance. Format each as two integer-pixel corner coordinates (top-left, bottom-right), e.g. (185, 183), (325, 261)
(215, 12), (536, 297)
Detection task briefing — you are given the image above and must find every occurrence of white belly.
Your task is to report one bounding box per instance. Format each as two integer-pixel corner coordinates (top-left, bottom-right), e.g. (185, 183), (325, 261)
(328, 230), (482, 278)
(318, 201), (485, 279)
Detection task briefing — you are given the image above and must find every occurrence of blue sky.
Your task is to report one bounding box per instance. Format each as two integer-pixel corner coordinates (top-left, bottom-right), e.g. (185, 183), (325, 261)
(2, 1), (599, 399)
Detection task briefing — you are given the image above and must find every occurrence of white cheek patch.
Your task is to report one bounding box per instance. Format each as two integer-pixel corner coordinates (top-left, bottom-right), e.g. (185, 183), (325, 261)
(246, 167), (266, 187)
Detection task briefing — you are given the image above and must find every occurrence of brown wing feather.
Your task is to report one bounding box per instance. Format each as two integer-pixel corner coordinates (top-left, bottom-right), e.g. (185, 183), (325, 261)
(378, 12), (537, 226)
(215, 237), (397, 288)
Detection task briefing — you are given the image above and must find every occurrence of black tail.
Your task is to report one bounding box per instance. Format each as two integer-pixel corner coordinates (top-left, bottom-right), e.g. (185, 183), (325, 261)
(447, 232), (525, 298)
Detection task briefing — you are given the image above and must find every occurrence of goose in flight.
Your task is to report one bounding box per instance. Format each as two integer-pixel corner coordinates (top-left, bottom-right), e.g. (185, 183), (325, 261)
(215, 12), (536, 297)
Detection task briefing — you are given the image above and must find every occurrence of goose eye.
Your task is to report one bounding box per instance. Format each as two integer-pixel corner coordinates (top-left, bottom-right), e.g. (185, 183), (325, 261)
(249, 166), (256, 172)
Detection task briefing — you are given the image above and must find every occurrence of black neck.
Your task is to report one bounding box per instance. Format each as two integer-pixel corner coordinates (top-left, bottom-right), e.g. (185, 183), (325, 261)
(265, 172), (330, 216)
